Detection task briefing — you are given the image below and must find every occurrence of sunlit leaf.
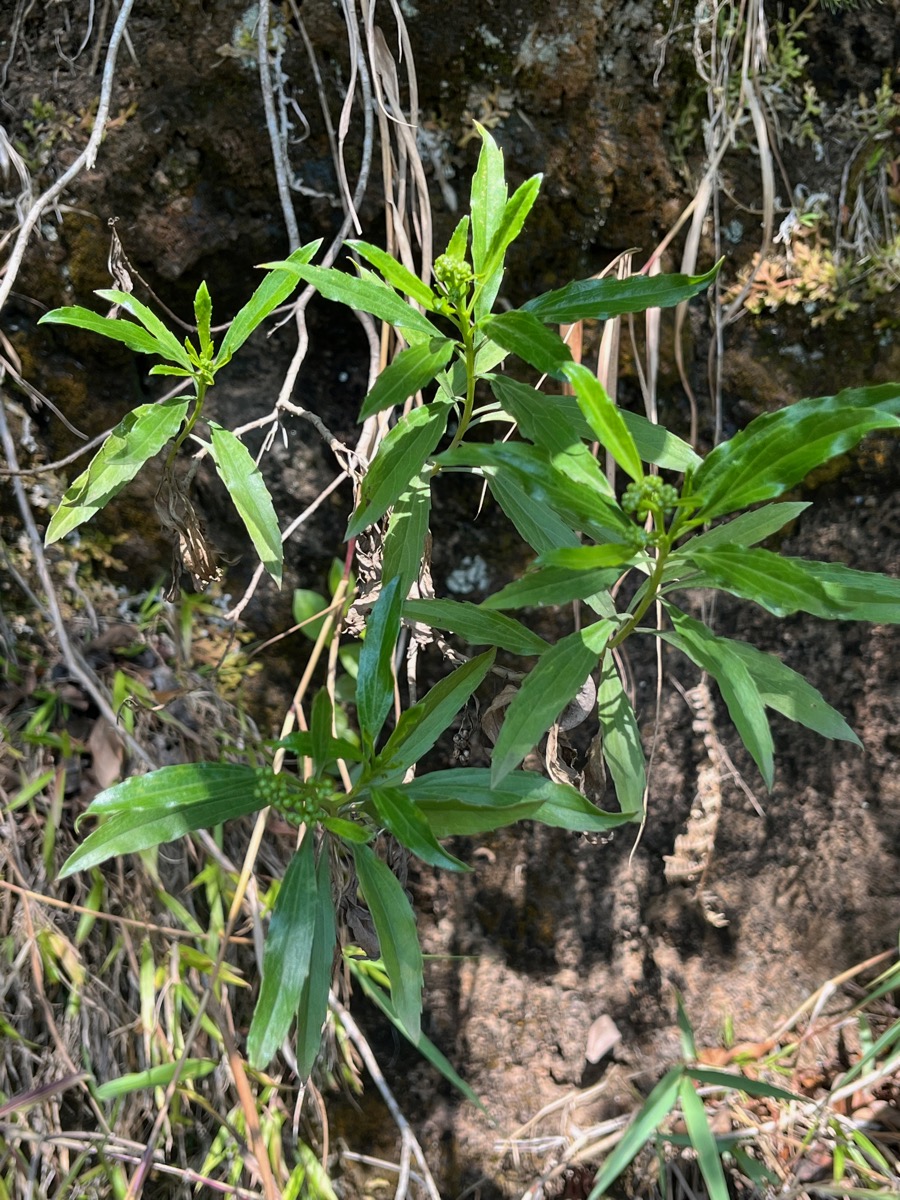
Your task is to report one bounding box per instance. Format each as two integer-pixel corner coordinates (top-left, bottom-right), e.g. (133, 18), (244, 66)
(561, 362), (643, 482)
(480, 311), (572, 379)
(347, 239), (437, 309)
(359, 339), (455, 420)
(356, 577), (403, 748)
(352, 843), (423, 1040)
(45, 398), (190, 544)
(403, 599), (548, 656)
(678, 1076), (730, 1200)
(491, 620), (615, 785)
(59, 763), (265, 877)
(247, 838), (318, 1069)
(470, 125), (508, 317)
(94, 290), (192, 368)
(38, 305), (172, 357)
(587, 1067), (684, 1200)
(216, 240), (323, 366)
(597, 656), (645, 815)
(93, 1059), (216, 1102)
(295, 851), (336, 1080)
(682, 502), (811, 552)
(481, 564), (621, 611)
(525, 264), (719, 324)
(347, 398), (452, 537)
(208, 423), (282, 587)
(486, 469), (581, 554)
(382, 472), (431, 598)
(659, 605), (774, 789)
(371, 787), (469, 871)
(479, 174), (542, 284)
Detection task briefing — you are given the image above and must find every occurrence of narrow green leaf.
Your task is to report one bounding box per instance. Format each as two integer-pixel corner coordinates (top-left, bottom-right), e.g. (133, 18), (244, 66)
(148, 365), (194, 378)
(724, 639), (860, 745)
(622, 410), (702, 471)
(262, 260), (443, 341)
(675, 992), (698, 1060)
(284, 1143), (340, 1200)
(587, 1067), (684, 1200)
(352, 843), (423, 1040)
(359, 339), (455, 420)
(597, 656), (645, 815)
(45, 397), (190, 544)
(538, 545), (640, 570)
(685, 1067), (803, 1103)
(438, 442), (634, 543)
(480, 174), (542, 283)
(59, 763), (266, 877)
(348, 958), (487, 1113)
(247, 836), (318, 1069)
(194, 280), (213, 356)
(403, 599), (548, 656)
(93, 1059), (216, 1102)
(38, 305), (170, 357)
(659, 605), (774, 789)
(347, 398), (452, 538)
(357, 577), (403, 747)
(691, 392), (900, 522)
(275, 730), (364, 764)
(480, 311), (573, 379)
(491, 620), (614, 785)
(488, 374), (616, 497)
(481, 564), (621, 610)
(347, 239), (437, 309)
(374, 650), (495, 775)
(525, 264), (719, 324)
(310, 689), (333, 774)
(371, 787), (469, 871)
(445, 215), (470, 262)
(382, 472), (431, 598)
(470, 125), (508, 317)
(292, 589), (329, 639)
(678, 1077), (730, 1200)
(781, 557), (900, 623)
(323, 817), (371, 843)
(94, 289), (191, 368)
(486, 469), (580, 554)
(561, 362), (643, 482)
(216, 239), (322, 366)
(208, 423), (282, 587)
(683, 502), (811, 552)
(295, 852), (336, 1080)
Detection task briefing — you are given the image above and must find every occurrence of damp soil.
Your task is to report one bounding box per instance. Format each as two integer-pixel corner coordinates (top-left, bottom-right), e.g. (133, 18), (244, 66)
(1, 2), (899, 1197)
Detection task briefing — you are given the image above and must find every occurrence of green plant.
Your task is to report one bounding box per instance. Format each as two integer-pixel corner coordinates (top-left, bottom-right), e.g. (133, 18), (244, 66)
(45, 129), (900, 1082)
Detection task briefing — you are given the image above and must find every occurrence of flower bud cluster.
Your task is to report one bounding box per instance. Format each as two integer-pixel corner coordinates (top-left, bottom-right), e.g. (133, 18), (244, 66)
(434, 254), (474, 304)
(622, 476), (679, 521)
(254, 772), (327, 826)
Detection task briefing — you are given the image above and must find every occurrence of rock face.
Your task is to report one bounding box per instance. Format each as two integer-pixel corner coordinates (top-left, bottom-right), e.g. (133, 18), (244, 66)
(2, 1), (899, 1195)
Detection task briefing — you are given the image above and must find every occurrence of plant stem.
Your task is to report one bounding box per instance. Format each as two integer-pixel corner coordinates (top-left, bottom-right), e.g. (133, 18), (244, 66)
(444, 318), (476, 454)
(610, 536), (671, 650)
(165, 380), (206, 469)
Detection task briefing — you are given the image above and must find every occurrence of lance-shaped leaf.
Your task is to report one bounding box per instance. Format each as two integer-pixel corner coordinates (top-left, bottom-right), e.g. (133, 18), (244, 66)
(359, 338), (455, 420)
(525, 263), (719, 324)
(357, 577), (403, 748)
(59, 763), (266, 877)
(194, 280), (213, 357)
(438, 442), (633, 543)
(262, 260), (443, 341)
(397, 768), (633, 837)
(93, 1060), (217, 1102)
(597, 656), (645, 816)
(371, 787), (469, 871)
(479, 174), (542, 284)
(724, 639), (860, 745)
(216, 239), (322, 366)
(94, 290), (192, 368)
(352, 842), (423, 1040)
(382, 472), (431, 598)
(247, 835), (318, 1069)
(482, 564), (621, 610)
(208, 423), (282, 587)
(678, 1076), (730, 1200)
(659, 604), (774, 789)
(470, 125), (508, 317)
(561, 362), (644, 482)
(538, 545), (641, 571)
(480, 311), (573, 379)
(403, 599), (548, 656)
(348, 398), (452, 538)
(445, 215), (470, 262)
(691, 389), (900, 521)
(46, 397), (190, 544)
(491, 619), (615, 785)
(346, 239), (437, 309)
(681, 502), (811, 552)
(681, 546), (900, 621)
(39, 305), (173, 358)
(275, 730), (363, 763)
(295, 851), (336, 1080)
(486, 470), (581, 555)
(373, 649), (495, 776)
(587, 1068), (685, 1200)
